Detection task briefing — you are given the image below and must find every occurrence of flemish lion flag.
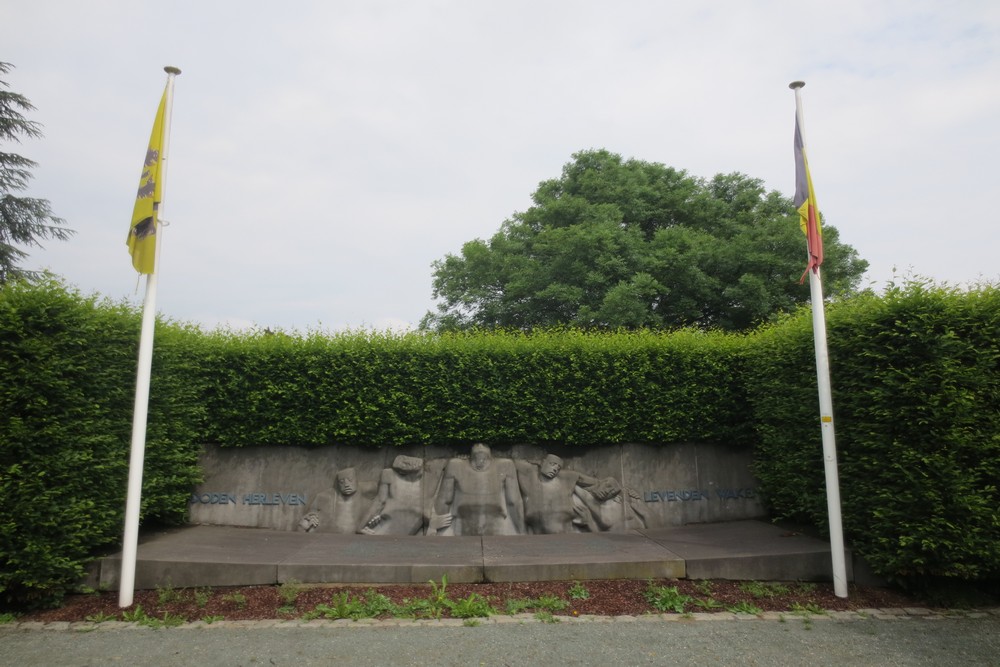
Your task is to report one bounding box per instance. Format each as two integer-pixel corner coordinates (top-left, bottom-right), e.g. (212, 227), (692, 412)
(793, 115), (823, 282)
(127, 90), (167, 274)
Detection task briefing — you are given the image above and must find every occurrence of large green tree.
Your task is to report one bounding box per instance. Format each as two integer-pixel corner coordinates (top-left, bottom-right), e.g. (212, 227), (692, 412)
(0, 62), (72, 284)
(422, 149), (868, 331)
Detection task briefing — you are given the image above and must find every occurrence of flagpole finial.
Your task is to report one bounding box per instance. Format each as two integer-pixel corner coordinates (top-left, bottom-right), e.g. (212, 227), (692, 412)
(164, 66), (182, 75)
(789, 80), (805, 90)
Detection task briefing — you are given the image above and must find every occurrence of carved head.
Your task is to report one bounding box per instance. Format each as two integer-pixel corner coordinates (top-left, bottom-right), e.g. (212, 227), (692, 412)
(539, 454), (563, 479)
(470, 443), (493, 471)
(392, 455), (423, 476)
(335, 468), (357, 496)
(592, 477), (622, 501)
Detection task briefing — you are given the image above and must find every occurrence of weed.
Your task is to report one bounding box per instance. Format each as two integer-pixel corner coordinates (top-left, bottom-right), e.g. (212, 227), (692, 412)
(193, 587), (212, 608)
(122, 605), (182, 629)
(201, 615), (224, 624)
(0, 612), (18, 624)
(694, 580), (714, 596)
(504, 595), (566, 614)
(279, 579), (301, 606)
(360, 590), (398, 618)
(156, 583), (182, 605)
(305, 591), (367, 620)
(463, 618), (481, 627)
(692, 597), (724, 610)
(568, 581), (590, 600)
(84, 611), (117, 623)
(790, 602), (825, 616)
(221, 592), (247, 609)
(425, 575), (451, 618)
(395, 597), (435, 619)
(644, 581), (692, 613)
(534, 611), (559, 623)
(158, 612), (186, 628)
(505, 598), (535, 614)
(277, 605), (297, 617)
(738, 581), (790, 599)
(727, 601), (763, 615)
(533, 594), (568, 612)
(122, 605), (151, 623)
(449, 593), (496, 619)
(428, 575), (449, 603)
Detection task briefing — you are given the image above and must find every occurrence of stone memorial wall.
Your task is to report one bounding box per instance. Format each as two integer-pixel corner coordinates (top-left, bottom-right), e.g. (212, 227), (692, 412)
(188, 443), (766, 535)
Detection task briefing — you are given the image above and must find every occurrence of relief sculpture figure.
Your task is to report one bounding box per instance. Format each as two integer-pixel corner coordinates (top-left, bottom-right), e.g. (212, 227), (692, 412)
(515, 454), (599, 534)
(435, 443), (523, 535)
(572, 477), (649, 532)
(359, 455), (431, 535)
(299, 467), (376, 533)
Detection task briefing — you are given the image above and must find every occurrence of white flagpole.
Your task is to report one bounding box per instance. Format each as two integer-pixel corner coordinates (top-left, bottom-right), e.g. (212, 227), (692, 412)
(119, 66), (181, 608)
(789, 81), (848, 598)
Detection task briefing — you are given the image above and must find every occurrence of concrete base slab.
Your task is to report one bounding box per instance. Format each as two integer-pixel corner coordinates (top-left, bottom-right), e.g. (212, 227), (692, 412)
(97, 525), (312, 589)
(483, 533), (684, 582)
(90, 520), (849, 590)
(641, 521), (851, 581)
(278, 534), (486, 584)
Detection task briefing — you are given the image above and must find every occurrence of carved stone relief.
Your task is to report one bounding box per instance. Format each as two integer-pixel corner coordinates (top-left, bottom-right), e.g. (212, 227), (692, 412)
(296, 444), (649, 536)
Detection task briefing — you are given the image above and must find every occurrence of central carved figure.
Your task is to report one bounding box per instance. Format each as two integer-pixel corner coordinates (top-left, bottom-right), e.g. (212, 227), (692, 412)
(516, 454), (599, 534)
(434, 443), (524, 535)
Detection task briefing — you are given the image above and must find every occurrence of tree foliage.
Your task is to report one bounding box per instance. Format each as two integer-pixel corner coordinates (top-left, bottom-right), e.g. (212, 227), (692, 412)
(0, 62), (73, 284)
(422, 149), (868, 331)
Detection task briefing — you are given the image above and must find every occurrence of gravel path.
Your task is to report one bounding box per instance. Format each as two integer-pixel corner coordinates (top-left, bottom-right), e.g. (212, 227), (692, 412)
(2, 611), (999, 667)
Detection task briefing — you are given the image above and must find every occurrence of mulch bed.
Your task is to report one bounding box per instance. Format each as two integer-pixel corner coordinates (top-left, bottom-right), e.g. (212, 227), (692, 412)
(20, 578), (923, 623)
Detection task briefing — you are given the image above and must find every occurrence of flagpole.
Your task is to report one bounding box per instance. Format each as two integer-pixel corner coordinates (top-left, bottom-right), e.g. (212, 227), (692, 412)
(789, 80), (848, 598)
(119, 66), (180, 608)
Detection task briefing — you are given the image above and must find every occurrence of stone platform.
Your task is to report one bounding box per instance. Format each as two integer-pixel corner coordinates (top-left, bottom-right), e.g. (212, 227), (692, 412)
(89, 520), (851, 590)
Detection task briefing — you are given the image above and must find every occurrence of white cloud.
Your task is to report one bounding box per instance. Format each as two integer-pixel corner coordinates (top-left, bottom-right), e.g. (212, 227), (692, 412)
(4, 0), (999, 331)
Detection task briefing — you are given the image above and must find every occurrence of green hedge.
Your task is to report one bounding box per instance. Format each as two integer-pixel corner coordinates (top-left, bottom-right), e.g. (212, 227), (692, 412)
(746, 281), (1000, 583)
(0, 280), (204, 608)
(3, 278), (998, 607)
(199, 328), (752, 447)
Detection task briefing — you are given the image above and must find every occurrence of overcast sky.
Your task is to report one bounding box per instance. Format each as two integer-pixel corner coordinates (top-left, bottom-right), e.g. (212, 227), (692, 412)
(5, 1), (998, 332)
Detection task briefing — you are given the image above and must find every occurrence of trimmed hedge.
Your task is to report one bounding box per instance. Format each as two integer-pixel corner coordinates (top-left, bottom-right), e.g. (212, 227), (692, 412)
(746, 281), (1000, 583)
(199, 328), (752, 448)
(2, 278), (998, 607)
(0, 280), (204, 608)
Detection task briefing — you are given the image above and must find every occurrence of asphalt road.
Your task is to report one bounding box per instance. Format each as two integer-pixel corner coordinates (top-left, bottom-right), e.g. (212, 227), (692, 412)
(2, 615), (999, 667)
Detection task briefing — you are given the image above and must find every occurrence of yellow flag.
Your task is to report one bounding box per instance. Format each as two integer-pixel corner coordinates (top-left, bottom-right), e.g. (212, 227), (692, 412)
(127, 90), (167, 274)
(793, 115), (822, 282)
